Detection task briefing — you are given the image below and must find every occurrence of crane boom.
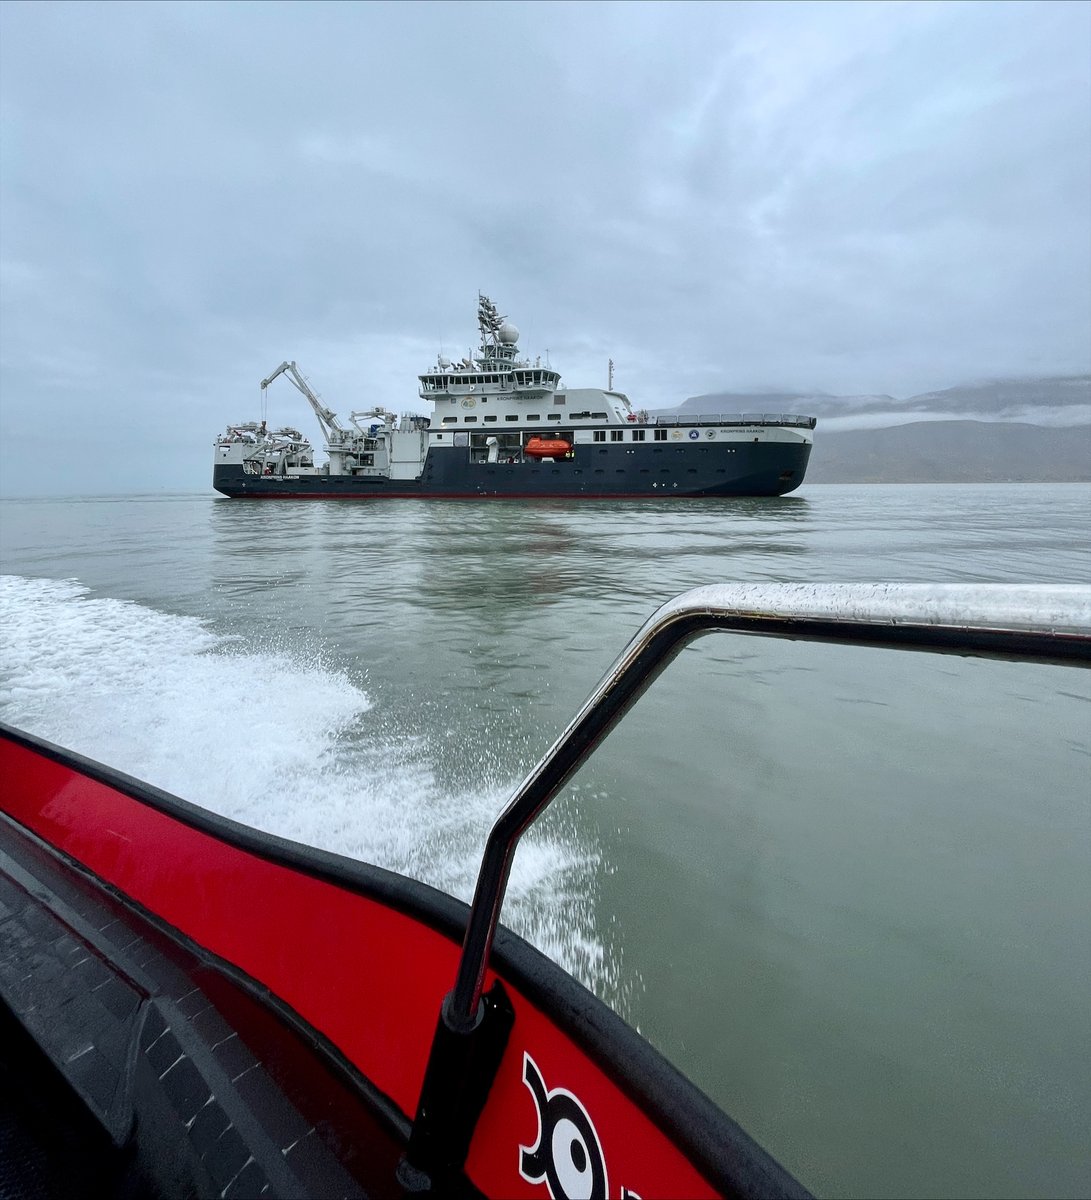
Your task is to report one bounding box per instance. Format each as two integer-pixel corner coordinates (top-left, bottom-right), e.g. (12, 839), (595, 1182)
(260, 360), (345, 439)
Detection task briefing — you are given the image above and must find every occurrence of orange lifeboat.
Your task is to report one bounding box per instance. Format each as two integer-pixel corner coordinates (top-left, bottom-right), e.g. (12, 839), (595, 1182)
(525, 437), (572, 458)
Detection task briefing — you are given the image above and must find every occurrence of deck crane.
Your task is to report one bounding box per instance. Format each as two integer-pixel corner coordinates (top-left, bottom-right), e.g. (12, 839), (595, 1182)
(260, 361), (346, 445)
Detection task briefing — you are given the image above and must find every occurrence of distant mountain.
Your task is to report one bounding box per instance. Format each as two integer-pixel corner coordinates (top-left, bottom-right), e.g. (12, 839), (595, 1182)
(804, 421), (1091, 484)
(664, 391), (832, 414)
(891, 376), (1090, 421)
(651, 376), (1091, 482)
(667, 375), (1090, 426)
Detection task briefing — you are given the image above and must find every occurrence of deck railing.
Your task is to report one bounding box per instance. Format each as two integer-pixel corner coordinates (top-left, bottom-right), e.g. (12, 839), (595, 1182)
(449, 582), (1091, 1026)
(405, 584), (1091, 1186)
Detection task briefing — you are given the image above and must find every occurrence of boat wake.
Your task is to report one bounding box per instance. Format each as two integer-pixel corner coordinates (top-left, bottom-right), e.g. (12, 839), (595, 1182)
(0, 574), (612, 992)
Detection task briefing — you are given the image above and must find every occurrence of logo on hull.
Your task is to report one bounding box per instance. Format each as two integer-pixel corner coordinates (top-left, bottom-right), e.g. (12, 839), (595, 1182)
(519, 1053), (644, 1200)
(520, 1053), (607, 1199)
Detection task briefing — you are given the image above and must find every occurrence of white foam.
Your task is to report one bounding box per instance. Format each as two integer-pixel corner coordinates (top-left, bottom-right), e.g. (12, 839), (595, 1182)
(0, 575), (611, 990)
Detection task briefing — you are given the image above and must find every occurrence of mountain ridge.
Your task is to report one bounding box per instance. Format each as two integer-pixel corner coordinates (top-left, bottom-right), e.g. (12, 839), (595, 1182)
(804, 420), (1090, 483)
(661, 375), (1090, 425)
(647, 376), (1090, 482)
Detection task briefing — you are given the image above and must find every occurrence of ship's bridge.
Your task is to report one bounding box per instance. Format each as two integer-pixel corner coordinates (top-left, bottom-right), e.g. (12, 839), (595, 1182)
(418, 304), (561, 404)
(418, 294), (627, 423)
(418, 364), (561, 400)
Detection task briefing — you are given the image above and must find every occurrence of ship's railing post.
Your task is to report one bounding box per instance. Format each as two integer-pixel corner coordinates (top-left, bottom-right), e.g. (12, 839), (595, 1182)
(404, 583), (1091, 1185)
(449, 583), (1091, 1027)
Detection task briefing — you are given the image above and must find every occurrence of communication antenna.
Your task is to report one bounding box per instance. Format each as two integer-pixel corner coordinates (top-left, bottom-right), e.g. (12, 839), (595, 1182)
(608, 358), (614, 390)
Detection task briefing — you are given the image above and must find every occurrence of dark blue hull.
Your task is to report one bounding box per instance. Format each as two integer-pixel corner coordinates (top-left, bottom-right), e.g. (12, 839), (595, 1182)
(213, 439), (812, 499)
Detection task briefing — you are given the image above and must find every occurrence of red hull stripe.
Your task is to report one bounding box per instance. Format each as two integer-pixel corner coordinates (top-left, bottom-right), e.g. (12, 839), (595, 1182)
(225, 491), (700, 500)
(2, 738), (451, 1118)
(1, 734), (724, 1197)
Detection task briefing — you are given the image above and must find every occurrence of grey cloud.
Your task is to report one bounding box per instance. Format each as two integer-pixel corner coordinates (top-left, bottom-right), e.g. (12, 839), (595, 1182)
(1, 0), (1088, 494)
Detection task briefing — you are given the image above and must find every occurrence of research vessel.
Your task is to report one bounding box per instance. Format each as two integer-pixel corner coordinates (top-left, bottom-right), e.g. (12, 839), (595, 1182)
(213, 297), (816, 499)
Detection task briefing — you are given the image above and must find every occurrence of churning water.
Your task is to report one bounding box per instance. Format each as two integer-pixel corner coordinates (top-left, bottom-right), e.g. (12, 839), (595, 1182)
(1, 483), (1089, 1199)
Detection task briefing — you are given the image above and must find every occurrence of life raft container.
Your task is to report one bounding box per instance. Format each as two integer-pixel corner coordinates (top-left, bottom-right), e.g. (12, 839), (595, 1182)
(524, 437), (572, 458)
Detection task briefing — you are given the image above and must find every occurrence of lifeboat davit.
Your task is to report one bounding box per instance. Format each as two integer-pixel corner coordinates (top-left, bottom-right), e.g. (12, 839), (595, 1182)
(525, 437), (572, 458)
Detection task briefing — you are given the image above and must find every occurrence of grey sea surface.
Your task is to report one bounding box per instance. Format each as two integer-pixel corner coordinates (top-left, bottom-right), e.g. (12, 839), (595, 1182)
(1, 482), (1089, 1199)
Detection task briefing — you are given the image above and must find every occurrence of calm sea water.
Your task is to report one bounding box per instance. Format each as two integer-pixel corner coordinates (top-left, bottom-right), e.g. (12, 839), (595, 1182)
(1, 483), (1089, 1199)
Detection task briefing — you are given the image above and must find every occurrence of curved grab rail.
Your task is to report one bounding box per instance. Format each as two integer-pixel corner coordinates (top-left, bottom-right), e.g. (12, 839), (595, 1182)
(448, 583), (1091, 1028)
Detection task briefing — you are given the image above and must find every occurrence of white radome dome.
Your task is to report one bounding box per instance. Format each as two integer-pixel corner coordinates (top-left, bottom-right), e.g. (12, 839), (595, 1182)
(498, 323), (519, 344)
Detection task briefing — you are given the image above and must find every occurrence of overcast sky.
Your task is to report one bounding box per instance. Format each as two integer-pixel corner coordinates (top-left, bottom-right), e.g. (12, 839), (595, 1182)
(1, 0), (1088, 495)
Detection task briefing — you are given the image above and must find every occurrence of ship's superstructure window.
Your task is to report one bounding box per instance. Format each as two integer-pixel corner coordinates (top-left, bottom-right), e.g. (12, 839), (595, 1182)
(632, 430), (645, 441)
(484, 414), (497, 422)
(592, 412), (608, 419)
(553, 396), (565, 405)
(610, 430), (624, 442)
(654, 429), (668, 441)
(527, 414), (540, 421)
(464, 416), (478, 423)
(593, 431), (606, 442)
(505, 414), (519, 421)
(442, 417), (457, 425)
(547, 413), (561, 420)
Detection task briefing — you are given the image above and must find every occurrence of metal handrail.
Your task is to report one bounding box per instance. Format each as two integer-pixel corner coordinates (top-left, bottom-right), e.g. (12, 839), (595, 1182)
(447, 583), (1091, 1028)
